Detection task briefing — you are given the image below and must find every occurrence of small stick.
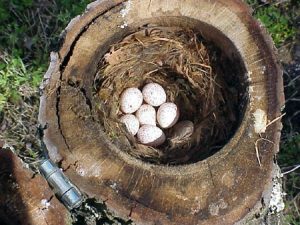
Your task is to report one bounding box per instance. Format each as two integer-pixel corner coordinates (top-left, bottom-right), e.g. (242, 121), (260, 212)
(265, 113), (286, 129)
(255, 113), (285, 167)
(255, 137), (275, 167)
(282, 164), (300, 175)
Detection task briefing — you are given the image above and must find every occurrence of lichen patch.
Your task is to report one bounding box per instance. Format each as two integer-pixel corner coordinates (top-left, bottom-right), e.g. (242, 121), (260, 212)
(269, 176), (285, 214)
(41, 199), (51, 210)
(120, 0), (132, 18)
(208, 199), (228, 216)
(253, 109), (267, 133)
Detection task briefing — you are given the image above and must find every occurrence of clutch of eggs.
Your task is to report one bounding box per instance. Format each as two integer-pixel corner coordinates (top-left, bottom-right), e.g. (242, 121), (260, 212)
(119, 82), (192, 147)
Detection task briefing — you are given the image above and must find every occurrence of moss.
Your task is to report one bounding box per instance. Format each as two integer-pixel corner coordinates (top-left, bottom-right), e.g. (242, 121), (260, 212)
(246, 0), (298, 47)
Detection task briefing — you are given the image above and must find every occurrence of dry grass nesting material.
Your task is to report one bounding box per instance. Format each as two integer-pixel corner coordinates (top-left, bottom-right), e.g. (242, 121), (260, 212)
(94, 26), (240, 165)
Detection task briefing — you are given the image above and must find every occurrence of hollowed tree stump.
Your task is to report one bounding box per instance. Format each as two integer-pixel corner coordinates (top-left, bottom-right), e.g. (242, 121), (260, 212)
(39, 0), (284, 224)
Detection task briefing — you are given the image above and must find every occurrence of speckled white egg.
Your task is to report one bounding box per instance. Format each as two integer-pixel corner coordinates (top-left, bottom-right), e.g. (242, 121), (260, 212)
(142, 83), (167, 107)
(157, 102), (179, 128)
(120, 114), (140, 136)
(137, 125), (166, 147)
(135, 104), (156, 126)
(120, 88), (143, 114)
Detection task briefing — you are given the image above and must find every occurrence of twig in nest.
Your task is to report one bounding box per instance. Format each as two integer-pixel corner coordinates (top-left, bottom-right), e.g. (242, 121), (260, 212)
(152, 37), (184, 48)
(134, 37), (145, 47)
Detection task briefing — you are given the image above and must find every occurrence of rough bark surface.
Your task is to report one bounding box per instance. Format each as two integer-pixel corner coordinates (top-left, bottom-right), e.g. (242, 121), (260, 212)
(39, 0), (284, 224)
(0, 150), (71, 225)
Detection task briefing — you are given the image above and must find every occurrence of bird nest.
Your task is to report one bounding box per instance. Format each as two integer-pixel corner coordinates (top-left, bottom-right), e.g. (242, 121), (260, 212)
(93, 26), (244, 165)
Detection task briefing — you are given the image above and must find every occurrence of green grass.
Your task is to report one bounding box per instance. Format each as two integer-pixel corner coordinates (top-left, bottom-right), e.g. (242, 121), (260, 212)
(247, 0), (298, 47)
(0, 53), (44, 111)
(0, 0), (93, 59)
(255, 5), (296, 46)
(0, 0), (93, 112)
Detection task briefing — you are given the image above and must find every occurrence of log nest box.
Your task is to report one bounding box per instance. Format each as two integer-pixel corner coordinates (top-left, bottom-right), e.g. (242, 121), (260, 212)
(39, 0), (284, 224)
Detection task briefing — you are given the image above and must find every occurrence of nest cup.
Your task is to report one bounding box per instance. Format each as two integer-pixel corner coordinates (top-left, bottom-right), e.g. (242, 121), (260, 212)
(94, 24), (247, 165)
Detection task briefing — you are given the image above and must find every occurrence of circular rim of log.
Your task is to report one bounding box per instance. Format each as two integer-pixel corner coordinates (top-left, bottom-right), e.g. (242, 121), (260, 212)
(39, 0), (284, 224)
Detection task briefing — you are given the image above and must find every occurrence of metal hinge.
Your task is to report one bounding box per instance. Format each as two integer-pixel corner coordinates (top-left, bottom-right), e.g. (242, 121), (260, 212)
(39, 159), (83, 210)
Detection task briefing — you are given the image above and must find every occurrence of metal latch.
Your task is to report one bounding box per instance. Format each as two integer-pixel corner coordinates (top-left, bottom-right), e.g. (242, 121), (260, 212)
(39, 159), (83, 210)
